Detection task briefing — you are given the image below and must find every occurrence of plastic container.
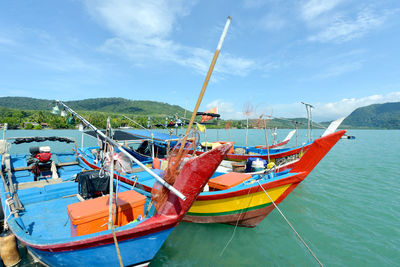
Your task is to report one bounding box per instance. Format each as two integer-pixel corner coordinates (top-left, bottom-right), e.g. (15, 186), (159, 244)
(67, 190), (146, 237)
(251, 158), (265, 172)
(245, 158), (267, 172)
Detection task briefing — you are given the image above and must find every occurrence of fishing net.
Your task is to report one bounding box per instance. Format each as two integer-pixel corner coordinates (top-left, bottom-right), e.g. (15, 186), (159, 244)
(151, 134), (196, 211)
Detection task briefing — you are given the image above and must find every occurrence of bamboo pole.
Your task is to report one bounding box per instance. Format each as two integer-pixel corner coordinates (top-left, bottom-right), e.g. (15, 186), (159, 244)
(175, 16), (232, 160)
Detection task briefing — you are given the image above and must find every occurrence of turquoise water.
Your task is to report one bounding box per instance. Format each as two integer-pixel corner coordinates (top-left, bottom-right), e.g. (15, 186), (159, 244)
(3, 129), (399, 266)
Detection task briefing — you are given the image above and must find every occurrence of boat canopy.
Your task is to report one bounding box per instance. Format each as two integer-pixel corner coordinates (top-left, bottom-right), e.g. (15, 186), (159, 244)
(124, 130), (180, 142)
(84, 129), (180, 143)
(12, 136), (75, 144)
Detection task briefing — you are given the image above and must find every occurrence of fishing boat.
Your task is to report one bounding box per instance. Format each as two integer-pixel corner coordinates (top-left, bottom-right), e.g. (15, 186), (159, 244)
(81, 128), (305, 173)
(0, 133), (230, 266)
(195, 118), (345, 172)
(78, 130), (345, 227)
(253, 129), (296, 149)
(184, 130), (345, 227)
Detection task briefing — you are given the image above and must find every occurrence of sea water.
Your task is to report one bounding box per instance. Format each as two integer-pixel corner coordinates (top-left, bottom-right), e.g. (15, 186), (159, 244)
(2, 129), (399, 266)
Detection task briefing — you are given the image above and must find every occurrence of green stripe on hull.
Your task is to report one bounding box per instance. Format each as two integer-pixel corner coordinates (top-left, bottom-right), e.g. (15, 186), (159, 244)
(186, 203), (272, 217)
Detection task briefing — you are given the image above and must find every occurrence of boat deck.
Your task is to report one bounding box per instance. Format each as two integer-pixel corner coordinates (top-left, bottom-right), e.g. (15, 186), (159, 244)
(8, 153), (84, 184)
(22, 192), (78, 240)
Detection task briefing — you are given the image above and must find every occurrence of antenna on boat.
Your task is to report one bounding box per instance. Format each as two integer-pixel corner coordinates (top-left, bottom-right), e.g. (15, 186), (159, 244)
(54, 100), (187, 201)
(301, 102), (314, 142)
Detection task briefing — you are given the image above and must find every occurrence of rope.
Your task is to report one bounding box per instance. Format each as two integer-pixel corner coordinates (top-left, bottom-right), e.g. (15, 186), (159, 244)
(130, 175), (139, 189)
(219, 187), (253, 256)
(256, 180), (323, 266)
(112, 227), (124, 267)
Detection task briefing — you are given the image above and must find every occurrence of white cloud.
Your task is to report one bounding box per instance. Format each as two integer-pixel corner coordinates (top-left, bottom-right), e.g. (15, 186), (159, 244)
(86, 0), (191, 41)
(205, 100), (243, 120)
(209, 92), (400, 122)
(301, 0), (343, 21)
(308, 8), (387, 43)
(85, 0), (255, 77)
(313, 92), (400, 121)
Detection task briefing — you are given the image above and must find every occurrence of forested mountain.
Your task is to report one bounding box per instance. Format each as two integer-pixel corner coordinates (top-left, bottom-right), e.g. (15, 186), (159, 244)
(343, 102), (400, 129)
(0, 97), (191, 129)
(2, 97), (399, 129)
(0, 97), (188, 116)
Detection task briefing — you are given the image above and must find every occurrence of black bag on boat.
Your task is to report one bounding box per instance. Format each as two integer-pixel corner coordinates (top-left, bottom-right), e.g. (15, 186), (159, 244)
(77, 170), (110, 200)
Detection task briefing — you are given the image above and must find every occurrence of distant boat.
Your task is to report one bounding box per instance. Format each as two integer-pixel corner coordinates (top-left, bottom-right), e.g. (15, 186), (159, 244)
(252, 129), (297, 150)
(341, 134), (356, 139)
(195, 118), (345, 169)
(0, 135), (229, 266)
(78, 130), (346, 227)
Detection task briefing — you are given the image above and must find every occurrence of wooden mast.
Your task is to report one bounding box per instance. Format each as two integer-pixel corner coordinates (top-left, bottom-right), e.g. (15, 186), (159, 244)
(175, 16), (232, 160)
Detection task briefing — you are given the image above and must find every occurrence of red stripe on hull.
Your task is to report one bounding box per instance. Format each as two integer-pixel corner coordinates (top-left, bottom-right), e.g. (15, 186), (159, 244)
(26, 220), (178, 252)
(183, 205), (275, 227)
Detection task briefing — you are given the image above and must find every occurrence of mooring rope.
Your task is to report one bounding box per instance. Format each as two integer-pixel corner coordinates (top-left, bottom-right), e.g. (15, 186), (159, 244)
(219, 187), (253, 257)
(256, 180), (323, 267)
(112, 227), (123, 267)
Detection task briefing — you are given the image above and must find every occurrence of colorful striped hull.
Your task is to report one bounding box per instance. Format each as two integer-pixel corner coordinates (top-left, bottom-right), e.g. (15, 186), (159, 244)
(184, 179), (300, 227)
(184, 130), (346, 227)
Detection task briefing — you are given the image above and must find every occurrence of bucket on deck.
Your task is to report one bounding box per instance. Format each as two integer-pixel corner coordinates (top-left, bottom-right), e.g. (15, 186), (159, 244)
(231, 162), (246, 172)
(246, 158), (267, 172)
(251, 158), (266, 172)
(0, 230), (21, 267)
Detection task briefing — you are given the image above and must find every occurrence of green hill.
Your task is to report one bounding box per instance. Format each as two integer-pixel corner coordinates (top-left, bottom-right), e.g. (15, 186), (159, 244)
(0, 97), (188, 116)
(343, 102), (400, 129)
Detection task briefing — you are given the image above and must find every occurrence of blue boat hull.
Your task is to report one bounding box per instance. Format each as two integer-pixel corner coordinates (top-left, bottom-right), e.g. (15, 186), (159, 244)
(27, 228), (173, 267)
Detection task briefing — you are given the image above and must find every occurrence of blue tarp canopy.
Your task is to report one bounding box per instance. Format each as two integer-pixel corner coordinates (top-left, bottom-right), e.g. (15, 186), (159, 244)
(84, 129), (180, 143)
(124, 130), (180, 142)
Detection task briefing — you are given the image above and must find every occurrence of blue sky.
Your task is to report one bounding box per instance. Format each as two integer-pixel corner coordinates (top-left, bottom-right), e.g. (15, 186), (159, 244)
(1, 0), (399, 121)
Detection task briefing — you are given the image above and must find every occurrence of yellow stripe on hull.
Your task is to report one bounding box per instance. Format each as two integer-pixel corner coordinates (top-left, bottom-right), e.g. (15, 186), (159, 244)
(189, 184), (291, 214)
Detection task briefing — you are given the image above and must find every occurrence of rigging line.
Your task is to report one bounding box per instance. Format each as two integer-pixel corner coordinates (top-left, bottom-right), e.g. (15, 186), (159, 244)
(122, 115), (152, 131)
(219, 186), (253, 257)
(265, 115), (327, 129)
(256, 180), (323, 267)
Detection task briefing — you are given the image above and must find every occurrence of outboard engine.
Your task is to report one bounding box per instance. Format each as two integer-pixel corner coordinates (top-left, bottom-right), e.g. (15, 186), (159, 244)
(28, 146), (53, 180)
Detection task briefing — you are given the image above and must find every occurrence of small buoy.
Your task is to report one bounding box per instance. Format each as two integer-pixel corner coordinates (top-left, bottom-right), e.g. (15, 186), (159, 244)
(0, 230), (21, 267)
(267, 162), (276, 169)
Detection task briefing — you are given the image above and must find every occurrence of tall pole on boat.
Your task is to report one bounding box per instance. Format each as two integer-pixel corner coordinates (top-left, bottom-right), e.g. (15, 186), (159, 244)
(2, 123), (7, 140)
(56, 100), (187, 201)
(263, 119), (270, 162)
(301, 102), (314, 142)
(106, 117), (115, 230)
(175, 16), (232, 159)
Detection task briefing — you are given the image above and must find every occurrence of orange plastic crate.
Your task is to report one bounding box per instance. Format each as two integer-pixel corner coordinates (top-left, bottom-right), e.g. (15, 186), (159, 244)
(208, 172), (252, 190)
(67, 190), (146, 237)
